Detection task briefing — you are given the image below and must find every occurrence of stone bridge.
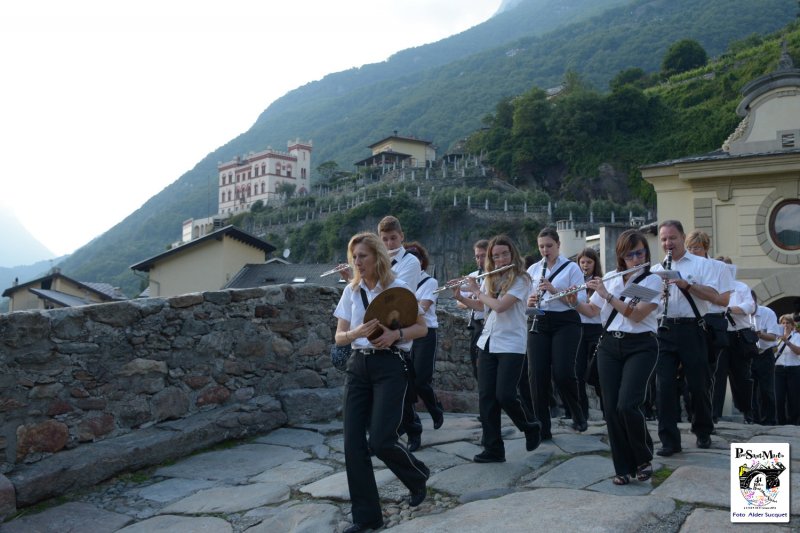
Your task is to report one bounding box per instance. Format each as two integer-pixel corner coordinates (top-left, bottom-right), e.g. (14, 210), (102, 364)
(0, 284), (478, 518)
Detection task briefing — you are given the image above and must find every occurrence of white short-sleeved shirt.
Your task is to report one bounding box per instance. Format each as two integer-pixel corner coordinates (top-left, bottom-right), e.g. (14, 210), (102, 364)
(460, 268), (485, 320)
(416, 274), (438, 329)
(589, 271), (662, 333)
(527, 256), (585, 313)
(775, 331), (800, 367)
(651, 251), (716, 318)
(726, 280), (756, 331)
(476, 275), (530, 355)
(755, 305), (781, 351)
(705, 258), (735, 314)
(334, 278), (420, 351)
(580, 289), (602, 325)
(391, 246), (421, 290)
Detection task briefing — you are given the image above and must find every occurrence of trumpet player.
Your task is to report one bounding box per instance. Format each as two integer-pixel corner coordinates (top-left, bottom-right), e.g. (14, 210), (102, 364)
(570, 229), (661, 485)
(526, 227), (588, 439)
(457, 239), (489, 381)
(650, 220), (719, 457)
(453, 235), (542, 462)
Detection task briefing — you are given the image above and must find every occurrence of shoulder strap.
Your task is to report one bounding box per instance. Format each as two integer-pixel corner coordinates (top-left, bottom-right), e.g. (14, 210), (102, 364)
(359, 288), (369, 309)
(417, 275), (433, 290)
(391, 250), (406, 267)
(678, 286), (703, 320)
(547, 261), (571, 283)
(602, 271), (649, 331)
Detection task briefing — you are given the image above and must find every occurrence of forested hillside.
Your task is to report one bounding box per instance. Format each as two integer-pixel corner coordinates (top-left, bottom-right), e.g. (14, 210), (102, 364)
(55, 0), (797, 296)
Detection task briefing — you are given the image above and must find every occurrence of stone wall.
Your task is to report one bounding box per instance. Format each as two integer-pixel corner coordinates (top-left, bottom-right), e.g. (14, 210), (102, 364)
(0, 284), (477, 507)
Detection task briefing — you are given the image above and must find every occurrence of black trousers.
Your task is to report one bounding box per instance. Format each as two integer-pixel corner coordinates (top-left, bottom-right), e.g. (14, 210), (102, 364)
(403, 328), (442, 437)
(655, 321), (713, 450)
(572, 322), (602, 419)
(478, 347), (537, 458)
(597, 332), (658, 477)
(344, 351), (428, 524)
(712, 331), (754, 420)
(775, 365), (800, 425)
(469, 319), (484, 380)
(527, 310), (585, 435)
(751, 349), (777, 425)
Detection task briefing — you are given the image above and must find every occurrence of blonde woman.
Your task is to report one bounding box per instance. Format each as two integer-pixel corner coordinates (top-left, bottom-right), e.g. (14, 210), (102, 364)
(334, 232), (429, 533)
(454, 235), (542, 462)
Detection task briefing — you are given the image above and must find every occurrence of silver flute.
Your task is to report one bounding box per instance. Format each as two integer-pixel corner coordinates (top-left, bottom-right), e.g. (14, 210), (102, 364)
(320, 264), (351, 277)
(433, 264), (513, 293)
(541, 262), (650, 302)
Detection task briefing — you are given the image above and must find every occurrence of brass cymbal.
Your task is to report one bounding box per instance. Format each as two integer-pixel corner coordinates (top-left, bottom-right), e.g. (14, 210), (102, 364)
(363, 287), (419, 341)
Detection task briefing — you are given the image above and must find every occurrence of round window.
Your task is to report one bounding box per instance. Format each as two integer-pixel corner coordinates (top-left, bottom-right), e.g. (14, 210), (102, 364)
(769, 200), (800, 251)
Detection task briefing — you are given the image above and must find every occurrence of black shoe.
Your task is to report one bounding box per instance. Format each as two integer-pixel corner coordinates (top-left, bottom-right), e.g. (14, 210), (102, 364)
(408, 434), (421, 452)
(473, 451), (506, 463)
(432, 405), (444, 430)
(571, 420), (588, 432)
(408, 485), (426, 507)
(656, 446), (681, 457)
(525, 423), (542, 452)
(696, 435), (712, 449)
(343, 519), (384, 533)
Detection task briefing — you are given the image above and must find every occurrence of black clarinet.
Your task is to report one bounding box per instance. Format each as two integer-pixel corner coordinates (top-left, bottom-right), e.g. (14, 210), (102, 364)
(528, 260), (547, 333)
(657, 249), (673, 331)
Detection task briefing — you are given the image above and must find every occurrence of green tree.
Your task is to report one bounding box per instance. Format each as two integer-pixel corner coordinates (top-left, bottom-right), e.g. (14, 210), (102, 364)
(662, 39), (708, 76)
(610, 67), (648, 90)
(317, 160), (340, 182)
(275, 182), (297, 199)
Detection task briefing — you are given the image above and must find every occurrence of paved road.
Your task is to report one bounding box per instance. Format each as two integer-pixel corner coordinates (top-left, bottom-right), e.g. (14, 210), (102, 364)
(2, 412), (799, 532)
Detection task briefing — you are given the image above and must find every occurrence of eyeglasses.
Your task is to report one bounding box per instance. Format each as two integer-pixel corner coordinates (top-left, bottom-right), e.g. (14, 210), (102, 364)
(686, 245), (705, 253)
(624, 249), (646, 260)
(491, 251), (511, 261)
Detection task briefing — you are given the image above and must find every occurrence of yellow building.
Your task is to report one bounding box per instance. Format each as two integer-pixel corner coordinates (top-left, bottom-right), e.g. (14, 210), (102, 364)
(130, 226), (275, 298)
(642, 47), (800, 316)
(356, 131), (436, 169)
(2, 270), (126, 312)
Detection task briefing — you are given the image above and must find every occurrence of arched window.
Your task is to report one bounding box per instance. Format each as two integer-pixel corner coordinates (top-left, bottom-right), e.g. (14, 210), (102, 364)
(769, 199), (800, 250)
(220, 192), (225, 203)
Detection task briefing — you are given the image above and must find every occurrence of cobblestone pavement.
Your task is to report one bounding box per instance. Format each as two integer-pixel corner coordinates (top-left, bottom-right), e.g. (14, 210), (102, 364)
(2, 412), (799, 532)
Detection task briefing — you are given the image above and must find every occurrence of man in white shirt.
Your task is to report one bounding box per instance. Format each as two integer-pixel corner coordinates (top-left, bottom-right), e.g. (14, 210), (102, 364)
(752, 293), (781, 425)
(716, 264), (756, 423)
(651, 220), (719, 456)
(458, 239), (488, 381)
(378, 215), (420, 290)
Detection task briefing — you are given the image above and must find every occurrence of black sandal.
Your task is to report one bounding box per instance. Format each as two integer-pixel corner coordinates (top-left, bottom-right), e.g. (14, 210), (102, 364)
(612, 474), (630, 486)
(636, 462), (653, 482)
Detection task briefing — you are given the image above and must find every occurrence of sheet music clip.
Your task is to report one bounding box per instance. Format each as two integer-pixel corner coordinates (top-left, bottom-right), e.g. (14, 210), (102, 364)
(525, 307), (545, 317)
(654, 270), (682, 280)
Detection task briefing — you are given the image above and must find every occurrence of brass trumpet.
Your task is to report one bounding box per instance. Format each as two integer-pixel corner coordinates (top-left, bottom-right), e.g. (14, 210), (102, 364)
(433, 264), (513, 294)
(320, 263), (352, 277)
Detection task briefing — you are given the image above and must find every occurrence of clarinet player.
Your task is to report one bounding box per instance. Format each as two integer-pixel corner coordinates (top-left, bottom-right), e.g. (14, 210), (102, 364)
(526, 227), (588, 439)
(651, 220), (719, 456)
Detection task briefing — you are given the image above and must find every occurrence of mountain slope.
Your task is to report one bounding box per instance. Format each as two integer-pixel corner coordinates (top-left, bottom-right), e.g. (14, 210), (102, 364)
(56, 0), (797, 296)
(0, 211), (55, 268)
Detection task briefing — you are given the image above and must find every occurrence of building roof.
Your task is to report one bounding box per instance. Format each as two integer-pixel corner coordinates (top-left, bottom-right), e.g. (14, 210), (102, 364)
(225, 261), (348, 289)
(1, 271), (126, 301)
(640, 146), (800, 170)
(28, 288), (96, 308)
(130, 225), (276, 272)
(354, 150), (412, 166)
(368, 134), (432, 149)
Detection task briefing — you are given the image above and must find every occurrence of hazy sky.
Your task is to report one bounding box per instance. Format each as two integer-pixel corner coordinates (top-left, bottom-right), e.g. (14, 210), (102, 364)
(0, 0), (501, 259)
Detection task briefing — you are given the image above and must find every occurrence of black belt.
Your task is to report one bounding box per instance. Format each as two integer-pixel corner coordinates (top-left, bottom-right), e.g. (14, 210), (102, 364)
(352, 348), (407, 356)
(662, 317), (700, 325)
(705, 312), (725, 317)
(607, 331), (655, 339)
